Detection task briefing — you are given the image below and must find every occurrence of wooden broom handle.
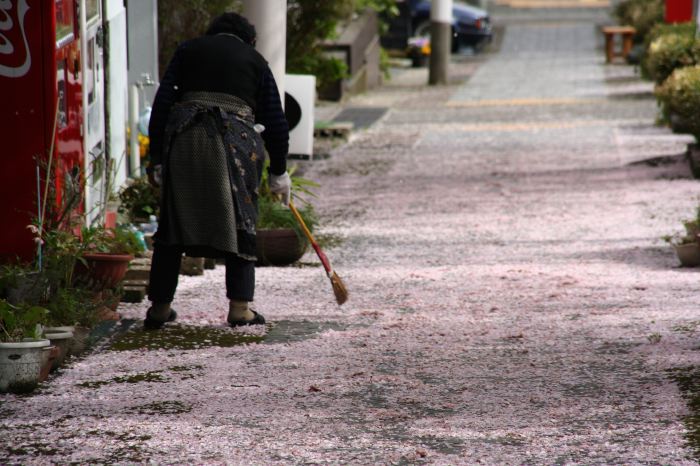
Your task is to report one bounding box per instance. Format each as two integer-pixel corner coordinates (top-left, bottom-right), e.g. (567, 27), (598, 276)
(288, 200), (332, 273)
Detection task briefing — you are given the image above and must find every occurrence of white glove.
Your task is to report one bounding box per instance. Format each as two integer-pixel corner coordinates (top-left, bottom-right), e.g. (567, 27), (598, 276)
(268, 172), (291, 206)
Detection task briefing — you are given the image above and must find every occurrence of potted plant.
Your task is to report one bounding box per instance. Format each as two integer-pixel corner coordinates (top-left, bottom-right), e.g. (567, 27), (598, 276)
(683, 206), (700, 238)
(670, 235), (700, 267)
(655, 65), (700, 176)
(666, 205), (700, 267)
(256, 164), (319, 266)
(0, 299), (51, 393)
(117, 175), (159, 224)
(74, 225), (142, 290)
(44, 286), (100, 357)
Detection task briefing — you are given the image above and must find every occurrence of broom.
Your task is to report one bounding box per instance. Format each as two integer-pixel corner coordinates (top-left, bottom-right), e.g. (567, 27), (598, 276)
(288, 200), (348, 305)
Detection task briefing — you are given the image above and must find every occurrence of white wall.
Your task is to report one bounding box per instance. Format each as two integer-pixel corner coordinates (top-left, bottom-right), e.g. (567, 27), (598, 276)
(126, 0), (159, 107)
(105, 0), (129, 189)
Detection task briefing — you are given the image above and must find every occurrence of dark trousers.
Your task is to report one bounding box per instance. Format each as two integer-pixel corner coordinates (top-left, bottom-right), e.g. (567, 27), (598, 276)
(148, 242), (255, 303)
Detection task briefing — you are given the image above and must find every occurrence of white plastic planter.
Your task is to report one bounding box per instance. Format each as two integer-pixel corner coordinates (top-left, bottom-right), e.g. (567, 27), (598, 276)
(43, 326), (75, 333)
(44, 331), (74, 371)
(0, 339), (51, 393)
(44, 326), (86, 356)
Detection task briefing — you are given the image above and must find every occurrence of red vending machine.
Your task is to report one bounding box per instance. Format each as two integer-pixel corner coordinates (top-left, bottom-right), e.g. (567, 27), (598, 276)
(0, 0), (84, 263)
(665, 0), (694, 23)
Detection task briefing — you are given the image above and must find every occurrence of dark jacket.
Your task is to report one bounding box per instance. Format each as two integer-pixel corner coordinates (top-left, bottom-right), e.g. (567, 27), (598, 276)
(149, 34), (288, 175)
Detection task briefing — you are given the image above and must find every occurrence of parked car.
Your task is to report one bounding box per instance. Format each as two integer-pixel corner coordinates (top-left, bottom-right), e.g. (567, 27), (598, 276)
(381, 0), (493, 53)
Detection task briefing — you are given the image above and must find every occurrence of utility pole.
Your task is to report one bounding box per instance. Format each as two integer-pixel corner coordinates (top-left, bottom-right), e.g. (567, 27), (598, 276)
(696, 0), (700, 39)
(429, 0), (452, 85)
(243, 0), (287, 102)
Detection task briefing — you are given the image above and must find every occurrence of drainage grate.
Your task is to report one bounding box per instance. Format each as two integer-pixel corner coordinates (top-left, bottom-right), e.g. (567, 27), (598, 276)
(332, 106), (388, 129)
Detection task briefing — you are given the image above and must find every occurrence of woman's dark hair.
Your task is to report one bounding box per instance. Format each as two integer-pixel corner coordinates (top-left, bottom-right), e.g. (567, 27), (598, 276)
(205, 13), (256, 45)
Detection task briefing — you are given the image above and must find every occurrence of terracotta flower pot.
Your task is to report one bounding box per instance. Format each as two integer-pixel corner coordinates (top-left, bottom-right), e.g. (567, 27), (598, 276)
(74, 253), (134, 290)
(256, 229), (307, 266)
(39, 346), (59, 382)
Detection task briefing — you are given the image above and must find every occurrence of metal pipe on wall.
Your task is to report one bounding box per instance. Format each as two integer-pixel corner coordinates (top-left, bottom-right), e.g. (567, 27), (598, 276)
(129, 84), (140, 177)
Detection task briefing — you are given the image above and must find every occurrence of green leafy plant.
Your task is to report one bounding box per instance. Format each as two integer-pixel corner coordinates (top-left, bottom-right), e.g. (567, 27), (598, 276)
(663, 204), (700, 247)
(80, 225), (144, 256)
(40, 227), (83, 288)
(0, 299), (48, 342)
(45, 287), (100, 328)
(257, 196), (317, 233)
(645, 33), (700, 84)
(655, 65), (700, 141)
(118, 176), (160, 222)
(0, 264), (31, 299)
(641, 22), (697, 78)
(288, 52), (349, 92)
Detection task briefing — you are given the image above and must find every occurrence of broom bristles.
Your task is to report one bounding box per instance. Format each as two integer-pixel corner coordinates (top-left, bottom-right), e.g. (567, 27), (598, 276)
(330, 271), (348, 305)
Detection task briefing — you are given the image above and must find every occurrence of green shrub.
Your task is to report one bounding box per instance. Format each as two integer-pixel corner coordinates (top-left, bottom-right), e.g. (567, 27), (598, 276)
(613, 0), (664, 43)
(640, 22), (696, 76)
(288, 54), (348, 91)
(118, 176), (159, 223)
(645, 21), (697, 49)
(655, 65), (700, 141)
(645, 32), (699, 84)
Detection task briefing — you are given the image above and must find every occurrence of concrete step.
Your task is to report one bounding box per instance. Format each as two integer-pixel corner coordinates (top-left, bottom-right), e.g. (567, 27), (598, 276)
(121, 285), (146, 303)
(124, 265), (150, 282)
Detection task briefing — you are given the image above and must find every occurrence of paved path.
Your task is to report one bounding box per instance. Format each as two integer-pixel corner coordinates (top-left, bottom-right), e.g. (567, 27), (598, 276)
(3, 6), (700, 464)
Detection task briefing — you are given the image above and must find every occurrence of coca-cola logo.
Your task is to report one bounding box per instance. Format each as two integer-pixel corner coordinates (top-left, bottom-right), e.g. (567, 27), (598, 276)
(0, 0), (31, 78)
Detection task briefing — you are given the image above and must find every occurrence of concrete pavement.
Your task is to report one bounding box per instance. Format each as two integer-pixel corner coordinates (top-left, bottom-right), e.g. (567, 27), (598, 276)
(2, 5), (700, 464)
